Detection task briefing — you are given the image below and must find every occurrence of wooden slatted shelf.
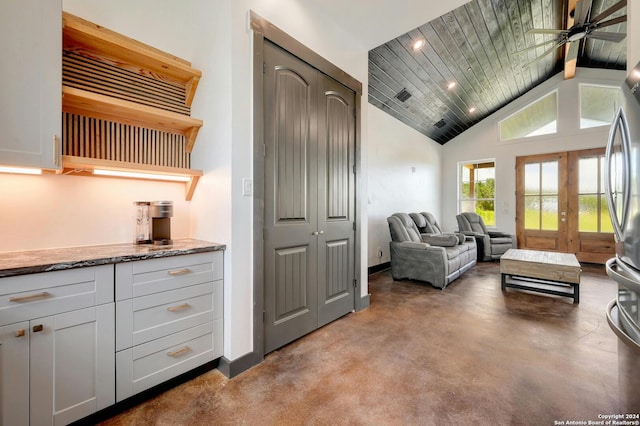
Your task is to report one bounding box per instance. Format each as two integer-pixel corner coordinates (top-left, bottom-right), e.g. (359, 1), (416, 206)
(59, 155), (203, 201)
(62, 86), (202, 152)
(60, 12), (205, 200)
(62, 12), (201, 106)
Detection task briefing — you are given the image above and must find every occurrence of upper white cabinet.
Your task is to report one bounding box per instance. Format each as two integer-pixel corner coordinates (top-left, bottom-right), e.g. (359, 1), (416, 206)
(0, 0), (61, 170)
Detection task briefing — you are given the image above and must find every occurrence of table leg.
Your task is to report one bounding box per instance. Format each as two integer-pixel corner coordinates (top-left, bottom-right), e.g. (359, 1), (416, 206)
(501, 273), (506, 290)
(574, 284), (580, 304)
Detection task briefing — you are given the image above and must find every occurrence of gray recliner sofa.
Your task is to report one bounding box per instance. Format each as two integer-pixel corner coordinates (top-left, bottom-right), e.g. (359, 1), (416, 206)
(387, 213), (477, 289)
(456, 212), (517, 261)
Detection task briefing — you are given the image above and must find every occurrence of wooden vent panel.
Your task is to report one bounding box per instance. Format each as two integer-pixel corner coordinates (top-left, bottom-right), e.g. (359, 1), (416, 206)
(63, 113), (190, 169)
(63, 51), (190, 115)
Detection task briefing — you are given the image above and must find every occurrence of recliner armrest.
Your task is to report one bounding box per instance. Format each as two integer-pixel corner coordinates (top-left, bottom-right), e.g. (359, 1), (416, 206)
(422, 234), (459, 247)
(398, 241), (431, 249)
(488, 231), (513, 238)
(460, 231), (484, 237)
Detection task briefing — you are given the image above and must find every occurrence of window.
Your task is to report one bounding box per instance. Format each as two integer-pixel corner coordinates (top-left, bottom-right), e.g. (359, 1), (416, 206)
(580, 84), (624, 129)
(459, 161), (496, 226)
(524, 160), (559, 231)
(499, 91), (557, 141)
(578, 155), (614, 233)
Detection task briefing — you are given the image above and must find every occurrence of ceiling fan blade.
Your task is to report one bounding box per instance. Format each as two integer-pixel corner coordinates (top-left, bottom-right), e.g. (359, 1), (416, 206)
(565, 41), (580, 63)
(586, 30), (627, 42)
(590, 0), (627, 24)
(513, 38), (561, 54)
(526, 28), (567, 35)
(521, 41), (565, 68)
(574, 0), (593, 25)
(594, 15), (627, 29)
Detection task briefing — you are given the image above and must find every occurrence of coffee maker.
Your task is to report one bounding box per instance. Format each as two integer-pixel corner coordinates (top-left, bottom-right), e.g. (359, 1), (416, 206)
(134, 200), (173, 245)
(150, 201), (173, 245)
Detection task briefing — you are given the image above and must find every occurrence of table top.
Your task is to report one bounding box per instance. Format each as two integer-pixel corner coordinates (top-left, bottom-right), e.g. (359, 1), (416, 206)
(501, 249), (581, 268)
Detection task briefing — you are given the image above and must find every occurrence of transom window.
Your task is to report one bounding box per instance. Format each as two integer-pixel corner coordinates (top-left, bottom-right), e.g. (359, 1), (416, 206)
(580, 84), (624, 129)
(459, 160), (496, 227)
(499, 91), (557, 141)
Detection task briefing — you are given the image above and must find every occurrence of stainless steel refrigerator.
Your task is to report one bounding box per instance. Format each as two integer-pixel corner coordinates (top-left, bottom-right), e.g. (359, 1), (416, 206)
(605, 61), (640, 412)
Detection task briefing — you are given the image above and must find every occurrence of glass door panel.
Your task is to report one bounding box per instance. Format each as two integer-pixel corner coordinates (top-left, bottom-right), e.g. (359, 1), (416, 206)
(516, 153), (567, 252)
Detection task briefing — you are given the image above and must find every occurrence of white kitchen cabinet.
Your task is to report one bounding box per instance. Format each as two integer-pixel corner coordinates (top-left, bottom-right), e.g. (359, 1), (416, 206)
(0, 321), (30, 425)
(0, 265), (114, 426)
(0, 0), (61, 170)
(115, 251), (223, 401)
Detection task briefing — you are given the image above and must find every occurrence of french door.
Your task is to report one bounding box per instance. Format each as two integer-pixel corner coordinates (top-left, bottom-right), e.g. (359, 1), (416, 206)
(516, 148), (615, 263)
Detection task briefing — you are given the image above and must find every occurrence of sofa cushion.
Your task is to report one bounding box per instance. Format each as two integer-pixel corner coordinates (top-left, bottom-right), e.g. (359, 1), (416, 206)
(443, 245), (464, 259)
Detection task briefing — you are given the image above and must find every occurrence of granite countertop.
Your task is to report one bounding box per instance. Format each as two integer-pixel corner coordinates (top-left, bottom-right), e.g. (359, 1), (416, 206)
(0, 239), (226, 278)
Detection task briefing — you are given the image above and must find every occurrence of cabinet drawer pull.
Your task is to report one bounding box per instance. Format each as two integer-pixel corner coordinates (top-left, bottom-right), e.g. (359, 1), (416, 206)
(15, 329), (26, 337)
(168, 268), (191, 276)
(32, 324), (43, 333)
(167, 303), (190, 312)
(167, 346), (190, 357)
(9, 292), (50, 303)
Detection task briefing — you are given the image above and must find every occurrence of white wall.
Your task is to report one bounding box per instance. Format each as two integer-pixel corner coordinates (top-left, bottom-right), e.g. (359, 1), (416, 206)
(440, 68), (627, 236)
(367, 104), (442, 267)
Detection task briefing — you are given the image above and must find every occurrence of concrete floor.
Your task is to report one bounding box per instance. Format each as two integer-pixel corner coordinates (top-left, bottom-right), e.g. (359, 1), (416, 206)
(101, 261), (622, 425)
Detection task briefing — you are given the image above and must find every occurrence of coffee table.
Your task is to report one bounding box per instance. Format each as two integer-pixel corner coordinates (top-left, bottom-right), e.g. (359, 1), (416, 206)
(500, 249), (582, 303)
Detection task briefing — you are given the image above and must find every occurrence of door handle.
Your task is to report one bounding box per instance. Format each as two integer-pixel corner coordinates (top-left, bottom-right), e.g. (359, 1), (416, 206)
(312, 231), (325, 236)
(32, 325), (44, 333)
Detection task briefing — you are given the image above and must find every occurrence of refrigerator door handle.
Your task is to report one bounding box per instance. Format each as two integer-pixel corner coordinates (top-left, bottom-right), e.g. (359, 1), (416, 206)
(606, 299), (640, 351)
(606, 257), (640, 293)
(604, 107), (632, 241)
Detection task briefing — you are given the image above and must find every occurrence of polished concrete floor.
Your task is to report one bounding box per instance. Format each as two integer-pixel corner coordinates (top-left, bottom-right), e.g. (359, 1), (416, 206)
(101, 261), (622, 425)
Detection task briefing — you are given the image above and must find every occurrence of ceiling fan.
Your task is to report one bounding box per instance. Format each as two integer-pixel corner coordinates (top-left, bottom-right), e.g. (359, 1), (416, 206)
(521, 0), (627, 78)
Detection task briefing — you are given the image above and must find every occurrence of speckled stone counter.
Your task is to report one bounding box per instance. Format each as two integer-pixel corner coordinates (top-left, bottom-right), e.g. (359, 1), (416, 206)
(0, 239), (226, 278)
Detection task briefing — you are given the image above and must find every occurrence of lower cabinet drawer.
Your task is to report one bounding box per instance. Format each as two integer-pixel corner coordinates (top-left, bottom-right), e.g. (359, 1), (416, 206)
(0, 265), (114, 327)
(115, 319), (222, 402)
(116, 281), (222, 351)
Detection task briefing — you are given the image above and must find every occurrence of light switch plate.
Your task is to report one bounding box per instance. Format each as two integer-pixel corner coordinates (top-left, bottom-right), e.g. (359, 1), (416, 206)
(242, 178), (253, 196)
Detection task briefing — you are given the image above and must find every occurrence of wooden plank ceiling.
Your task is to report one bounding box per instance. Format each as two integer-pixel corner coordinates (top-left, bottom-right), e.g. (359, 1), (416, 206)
(368, 0), (627, 145)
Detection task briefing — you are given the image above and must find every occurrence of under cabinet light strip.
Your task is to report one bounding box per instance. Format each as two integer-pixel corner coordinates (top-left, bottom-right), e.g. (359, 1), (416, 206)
(93, 169), (191, 182)
(0, 166), (42, 175)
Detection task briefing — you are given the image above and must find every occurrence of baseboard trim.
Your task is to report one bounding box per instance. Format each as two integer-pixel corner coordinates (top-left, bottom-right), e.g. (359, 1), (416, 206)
(358, 294), (370, 310)
(368, 262), (390, 275)
(218, 352), (263, 379)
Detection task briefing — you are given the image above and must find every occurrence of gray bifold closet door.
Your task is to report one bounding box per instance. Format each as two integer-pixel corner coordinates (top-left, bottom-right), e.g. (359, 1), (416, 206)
(263, 41), (356, 353)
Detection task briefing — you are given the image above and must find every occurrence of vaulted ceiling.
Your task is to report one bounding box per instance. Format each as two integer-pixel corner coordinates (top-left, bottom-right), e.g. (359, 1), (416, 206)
(367, 0), (627, 144)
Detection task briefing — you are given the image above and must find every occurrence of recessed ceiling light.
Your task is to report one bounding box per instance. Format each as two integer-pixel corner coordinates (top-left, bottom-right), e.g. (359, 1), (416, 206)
(412, 39), (425, 51)
(469, 107), (476, 113)
(447, 81), (457, 90)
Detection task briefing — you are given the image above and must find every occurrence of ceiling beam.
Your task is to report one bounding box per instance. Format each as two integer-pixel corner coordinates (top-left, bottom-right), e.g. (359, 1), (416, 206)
(564, 0), (578, 79)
